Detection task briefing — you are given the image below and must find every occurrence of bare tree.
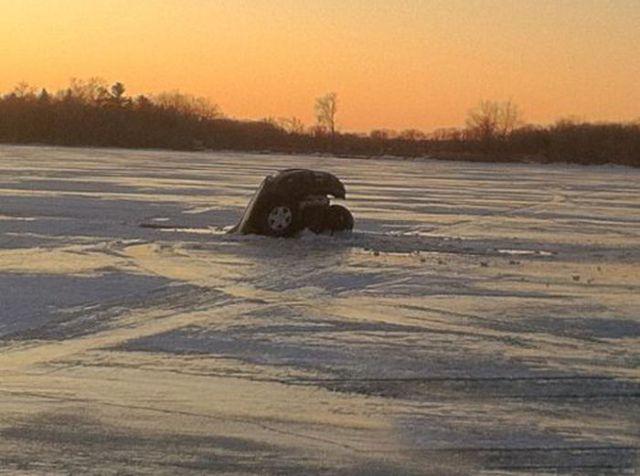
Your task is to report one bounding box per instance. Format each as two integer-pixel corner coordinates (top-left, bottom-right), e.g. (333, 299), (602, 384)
(314, 92), (338, 136)
(308, 124), (327, 137)
(466, 100), (523, 142)
(431, 127), (463, 141)
(370, 129), (397, 140)
(399, 129), (426, 141)
(278, 117), (305, 134)
(153, 90), (221, 120)
(66, 77), (110, 104)
(498, 100), (522, 137)
(555, 115), (586, 128)
(11, 82), (36, 99)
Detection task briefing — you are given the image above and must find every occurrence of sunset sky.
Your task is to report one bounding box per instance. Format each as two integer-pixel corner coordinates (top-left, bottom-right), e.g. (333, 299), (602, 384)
(2, 0), (639, 132)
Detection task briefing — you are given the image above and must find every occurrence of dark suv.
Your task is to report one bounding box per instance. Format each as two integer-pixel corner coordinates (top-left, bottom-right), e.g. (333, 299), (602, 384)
(230, 169), (354, 237)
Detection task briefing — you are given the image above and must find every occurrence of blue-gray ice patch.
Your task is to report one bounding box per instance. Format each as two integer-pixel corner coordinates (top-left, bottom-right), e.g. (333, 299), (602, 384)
(0, 272), (171, 338)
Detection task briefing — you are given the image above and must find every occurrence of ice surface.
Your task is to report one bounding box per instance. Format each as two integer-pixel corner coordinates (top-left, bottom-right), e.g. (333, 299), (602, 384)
(1, 145), (638, 474)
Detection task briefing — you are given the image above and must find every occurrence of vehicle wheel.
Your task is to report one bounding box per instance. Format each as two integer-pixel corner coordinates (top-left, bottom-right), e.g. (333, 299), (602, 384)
(305, 206), (328, 234)
(325, 205), (354, 233)
(261, 202), (298, 237)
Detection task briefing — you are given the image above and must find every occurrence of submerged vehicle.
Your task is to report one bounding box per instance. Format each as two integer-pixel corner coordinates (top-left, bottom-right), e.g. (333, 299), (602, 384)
(230, 169), (354, 237)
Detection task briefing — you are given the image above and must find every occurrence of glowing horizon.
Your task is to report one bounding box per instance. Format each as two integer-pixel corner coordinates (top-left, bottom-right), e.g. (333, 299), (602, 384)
(2, 0), (639, 132)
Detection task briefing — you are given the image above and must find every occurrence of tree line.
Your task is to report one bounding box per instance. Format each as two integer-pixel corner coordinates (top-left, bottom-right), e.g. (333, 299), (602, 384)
(0, 79), (638, 166)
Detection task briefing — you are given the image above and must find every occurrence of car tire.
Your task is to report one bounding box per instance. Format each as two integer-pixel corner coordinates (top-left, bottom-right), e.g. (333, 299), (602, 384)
(261, 201), (299, 237)
(325, 205), (354, 233)
(304, 206), (328, 234)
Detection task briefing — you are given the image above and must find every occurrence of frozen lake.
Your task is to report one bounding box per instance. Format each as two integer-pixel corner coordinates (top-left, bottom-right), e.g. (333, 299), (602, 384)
(1, 145), (639, 474)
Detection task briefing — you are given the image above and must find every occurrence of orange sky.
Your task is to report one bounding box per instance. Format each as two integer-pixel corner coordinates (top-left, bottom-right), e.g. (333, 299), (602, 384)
(1, 0), (639, 132)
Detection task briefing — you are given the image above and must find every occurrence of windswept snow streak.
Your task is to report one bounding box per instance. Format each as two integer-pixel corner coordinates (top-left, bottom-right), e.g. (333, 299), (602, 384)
(1, 145), (639, 474)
